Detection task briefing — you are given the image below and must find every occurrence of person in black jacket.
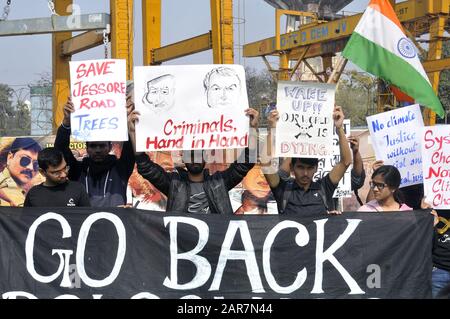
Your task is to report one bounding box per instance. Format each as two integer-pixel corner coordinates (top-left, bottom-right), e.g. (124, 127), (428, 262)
(128, 108), (259, 214)
(54, 86), (135, 207)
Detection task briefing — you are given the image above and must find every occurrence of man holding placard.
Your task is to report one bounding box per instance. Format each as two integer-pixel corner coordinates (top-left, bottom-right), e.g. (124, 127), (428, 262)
(128, 107), (259, 215)
(54, 67), (135, 208)
(263, 105), (352, 215)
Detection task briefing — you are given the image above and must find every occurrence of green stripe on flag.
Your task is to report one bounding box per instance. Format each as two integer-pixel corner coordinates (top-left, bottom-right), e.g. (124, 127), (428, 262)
(343, 32), (445, 118)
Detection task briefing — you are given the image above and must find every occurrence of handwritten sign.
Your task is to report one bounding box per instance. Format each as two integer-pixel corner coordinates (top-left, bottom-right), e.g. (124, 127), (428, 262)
(134, 65), (249, 152)
(366, 104), (423, 188)
(69, 59), (128, 141)
(275, 81), (335, 158)
(421, 125), (450, 209)
(314, 120), (352, 198)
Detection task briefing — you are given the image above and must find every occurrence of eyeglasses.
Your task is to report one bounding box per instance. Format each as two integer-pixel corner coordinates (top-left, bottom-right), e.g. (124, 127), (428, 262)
(19, 155), (39, 171)
(369, 181), (387, 190)
(46, 165), (70, 177)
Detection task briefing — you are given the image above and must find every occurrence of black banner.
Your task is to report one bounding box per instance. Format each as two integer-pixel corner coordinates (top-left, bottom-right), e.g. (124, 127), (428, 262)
(0, 208), (433, 299)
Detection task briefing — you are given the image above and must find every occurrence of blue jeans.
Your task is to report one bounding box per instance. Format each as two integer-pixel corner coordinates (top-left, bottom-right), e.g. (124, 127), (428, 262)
(432, 267), (450, 298)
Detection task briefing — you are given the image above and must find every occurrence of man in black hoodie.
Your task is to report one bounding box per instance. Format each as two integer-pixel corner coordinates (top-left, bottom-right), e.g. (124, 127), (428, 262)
(54, 90), (135, 207)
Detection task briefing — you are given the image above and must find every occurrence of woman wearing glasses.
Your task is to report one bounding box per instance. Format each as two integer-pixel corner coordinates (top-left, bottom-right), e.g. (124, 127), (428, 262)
(358, 165), (412, 212)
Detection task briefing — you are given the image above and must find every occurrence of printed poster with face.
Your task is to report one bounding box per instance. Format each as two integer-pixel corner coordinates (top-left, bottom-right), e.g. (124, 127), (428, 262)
(134, 65), (249, 152)
(366, 104), (423, 188)
(69, 59), (128, 142)
(421, 125), (450, 209)
(275, 81), (335, 158)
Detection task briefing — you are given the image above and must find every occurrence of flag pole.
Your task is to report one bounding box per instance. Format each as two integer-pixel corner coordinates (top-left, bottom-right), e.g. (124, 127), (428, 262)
(327, 56), (348, 85)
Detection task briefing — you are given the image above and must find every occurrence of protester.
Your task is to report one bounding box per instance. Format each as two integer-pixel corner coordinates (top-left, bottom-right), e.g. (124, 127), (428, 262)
(431, 217), (450, 298)
(0, 137), (42, 207)
(358, 165), (411, 212)
(277, 135), (366, 209)
(54, 87), (135, 207)
(263, 106), (352, 215)
(365, 160), (427, 210)
(348, 135), (366, 205)
(421, 192), (450, 298)
(24, 147), (90, 207)
(128, 107), (259, 214)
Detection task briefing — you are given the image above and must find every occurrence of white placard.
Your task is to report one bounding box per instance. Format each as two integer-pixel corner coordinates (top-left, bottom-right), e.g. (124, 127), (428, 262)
(314, 120), (352, 198)
(421, 125), (450, 209)
(275, 81), (335, 158)
(69, 59), (128, 141)
(366, 104), (423, 187)
(134, 65), (249, 152)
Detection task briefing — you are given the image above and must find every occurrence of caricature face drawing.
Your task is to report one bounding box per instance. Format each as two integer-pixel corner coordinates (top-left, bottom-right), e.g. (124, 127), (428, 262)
(204, 67), (241, 109)
(142, 74), (176, 112)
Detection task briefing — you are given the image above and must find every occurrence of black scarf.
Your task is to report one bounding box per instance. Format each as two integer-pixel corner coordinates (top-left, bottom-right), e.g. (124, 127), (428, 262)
(83, 155), (117, 183)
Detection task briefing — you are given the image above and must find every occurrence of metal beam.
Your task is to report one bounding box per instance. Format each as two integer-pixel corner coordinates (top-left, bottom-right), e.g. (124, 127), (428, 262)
(210, 0), (222, 63)
(244, 13), (360, 57)
(303, 60), (324, 83)
(142, 0), (161, 66)
(110, 0), (133, 80)
(275, 8), (317, 51)
(243, 0), (450, 58)
(424, 15), (446, 125)
(210, 0), (234, 64)
(424, 57), (450, 73)
(289, 46), (309, 79)
(52, 0), (72, 131)
(0, 13), (110, 36)
(152, 32), (212, 64)
(289, 38), (348, 60)
(61, 30), (104, 56)
(221, 0), (234, 64)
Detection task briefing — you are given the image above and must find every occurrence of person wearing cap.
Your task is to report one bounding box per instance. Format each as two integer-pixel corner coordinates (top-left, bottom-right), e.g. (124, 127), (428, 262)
(0, 137), (42, 206)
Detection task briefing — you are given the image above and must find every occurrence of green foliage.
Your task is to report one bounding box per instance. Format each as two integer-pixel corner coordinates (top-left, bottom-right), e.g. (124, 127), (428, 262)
(0, 84), (31, 136)
(245, 67), (277, 127)
(336, 70), (377, 127)
(245, 67), (277, 107)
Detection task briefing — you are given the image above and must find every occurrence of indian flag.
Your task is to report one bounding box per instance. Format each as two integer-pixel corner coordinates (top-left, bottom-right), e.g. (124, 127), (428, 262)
(342, 0), (445, 118)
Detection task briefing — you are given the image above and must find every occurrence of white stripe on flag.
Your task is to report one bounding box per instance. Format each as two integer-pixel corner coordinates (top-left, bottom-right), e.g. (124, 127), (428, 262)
(355, 7), (430, 83)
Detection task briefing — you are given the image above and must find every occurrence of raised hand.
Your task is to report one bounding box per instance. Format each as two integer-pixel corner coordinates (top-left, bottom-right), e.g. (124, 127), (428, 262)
(62, 97), (75, 127)
(245, 108), (260, 128)
(333, 105), (344, 129)
(128, 110), (140, 133)
(348, 136), (360, 154)
(372, 160), (384, 171)
(267, 110), (279, 129)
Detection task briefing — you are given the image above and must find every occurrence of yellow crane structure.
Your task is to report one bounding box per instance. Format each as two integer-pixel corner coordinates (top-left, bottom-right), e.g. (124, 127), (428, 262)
(0, 0), (234, 132)
(243, 0), (450, 125)
(143, 0), (234, 66)
(2, 1), (447, 128)
(0, 0), (134, 130)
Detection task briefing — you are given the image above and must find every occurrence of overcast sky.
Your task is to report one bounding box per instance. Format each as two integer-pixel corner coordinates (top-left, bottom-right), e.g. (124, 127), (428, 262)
(0, 0), (370, 86)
